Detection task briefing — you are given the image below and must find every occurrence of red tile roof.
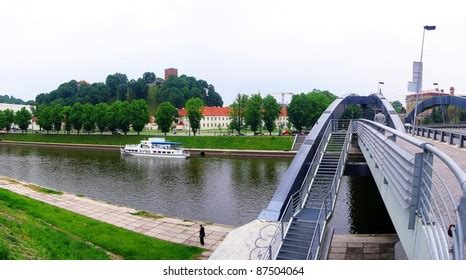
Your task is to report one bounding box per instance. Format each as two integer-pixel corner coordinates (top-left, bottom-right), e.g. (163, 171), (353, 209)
(178, 106), (288, 117)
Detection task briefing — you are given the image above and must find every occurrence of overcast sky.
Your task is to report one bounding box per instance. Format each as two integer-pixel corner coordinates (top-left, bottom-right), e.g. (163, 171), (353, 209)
(0, 0), (465, 105)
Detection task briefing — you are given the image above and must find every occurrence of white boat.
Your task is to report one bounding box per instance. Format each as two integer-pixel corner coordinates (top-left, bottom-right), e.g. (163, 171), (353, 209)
(120, 138), (190, 158)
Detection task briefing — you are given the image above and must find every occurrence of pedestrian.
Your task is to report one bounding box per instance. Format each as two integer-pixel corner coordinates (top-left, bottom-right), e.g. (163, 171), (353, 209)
(374, 109), (386, 125)
(199, 224), (206, 246)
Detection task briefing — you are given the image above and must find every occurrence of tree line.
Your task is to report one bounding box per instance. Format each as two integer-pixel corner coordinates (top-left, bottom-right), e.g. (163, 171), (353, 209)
(34, 72), (224, 110)
(34, 100), (149, 135)
(0, 108), (33, 133)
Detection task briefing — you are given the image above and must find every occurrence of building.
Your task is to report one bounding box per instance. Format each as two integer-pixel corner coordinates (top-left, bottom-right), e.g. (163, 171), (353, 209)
(177, 106), (289, 132)
(164, 68), (178, 80)
(0, 103), (36, 129)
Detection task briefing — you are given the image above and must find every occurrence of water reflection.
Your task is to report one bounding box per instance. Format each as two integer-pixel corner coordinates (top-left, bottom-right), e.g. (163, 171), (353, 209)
(0, 145), (291, 226)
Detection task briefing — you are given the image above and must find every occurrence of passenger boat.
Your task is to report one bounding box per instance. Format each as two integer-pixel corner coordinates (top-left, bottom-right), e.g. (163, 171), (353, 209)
(120, 138), (190, 158)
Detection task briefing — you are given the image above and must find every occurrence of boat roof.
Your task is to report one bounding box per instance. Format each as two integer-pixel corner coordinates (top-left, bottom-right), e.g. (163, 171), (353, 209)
(140, 139), (181, 145)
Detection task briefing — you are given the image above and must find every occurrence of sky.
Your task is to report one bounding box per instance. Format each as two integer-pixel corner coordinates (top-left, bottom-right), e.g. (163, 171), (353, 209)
(0, 0), (465, 106)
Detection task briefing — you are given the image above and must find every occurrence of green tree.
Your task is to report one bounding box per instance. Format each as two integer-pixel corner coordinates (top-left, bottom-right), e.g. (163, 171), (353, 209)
(128, 78), (149, 100)
(130, 100), (149, 135)
(288, 93), (311, 132)
(70, 103), (84, 134)
(14, 107), (32, 133)
(105, 73), (128, 100)
(155, 102), (177, 135)
(49, 104), (63, 134)
(0, 111), (6, 130)
(244, 94), (263, 133)
(117, 101), (131, 135)
(229, 94), (248, 135)
(82, 104), (95, 134)
(94, 103), (109, 134)
(106, 102), (121, 133)
(36, 106), (53, 133)
(62, 106), (72, 134)
(262, 95), (281, 135)
(340, 105), (363, 119)
(185, 97), (204, 136)
(307, 90), (337, 127)
(3, 109), (15, 132)
(391, 101), (406, 114)
(142, 72), (156, 84)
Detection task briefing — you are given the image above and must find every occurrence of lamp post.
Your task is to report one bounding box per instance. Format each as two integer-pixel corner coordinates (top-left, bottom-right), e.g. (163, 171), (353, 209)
(412, 25), (436, 134)
(377, 82), (384, 95)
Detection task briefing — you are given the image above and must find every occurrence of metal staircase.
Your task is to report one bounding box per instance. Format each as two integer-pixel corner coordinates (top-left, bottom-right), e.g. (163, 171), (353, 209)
(276, 131), (347, 260)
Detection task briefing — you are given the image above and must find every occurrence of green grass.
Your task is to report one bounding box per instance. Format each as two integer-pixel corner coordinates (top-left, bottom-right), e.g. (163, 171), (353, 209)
(3, 178), (63, 195)
(0, 133), (294, 151)
(0, 188), (203, 260)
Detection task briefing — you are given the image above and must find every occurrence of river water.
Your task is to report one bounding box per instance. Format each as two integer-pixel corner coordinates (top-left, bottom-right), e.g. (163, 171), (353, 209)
(0, 145), (394, 232)
(0, 145), (291, 226)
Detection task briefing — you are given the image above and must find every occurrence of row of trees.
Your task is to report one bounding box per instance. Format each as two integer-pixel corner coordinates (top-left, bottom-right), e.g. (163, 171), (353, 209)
(35, 72), (224, 111)
(35, 100), (149, 135)
(0, 108), (33, 133)
(229, 94), (282, 135)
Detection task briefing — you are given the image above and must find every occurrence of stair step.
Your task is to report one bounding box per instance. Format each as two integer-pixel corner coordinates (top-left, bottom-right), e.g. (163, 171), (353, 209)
(276, 250), (307, 260)
(280, 244), (310, 255)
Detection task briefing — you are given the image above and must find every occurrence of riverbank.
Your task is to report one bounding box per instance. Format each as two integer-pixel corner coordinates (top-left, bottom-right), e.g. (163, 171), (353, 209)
(0, 133), (294, 151)
(0, 176), (233, 260)
(0, 140), (297, 158)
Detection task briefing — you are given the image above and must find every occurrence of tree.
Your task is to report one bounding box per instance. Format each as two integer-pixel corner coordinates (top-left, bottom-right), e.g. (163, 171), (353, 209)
(307, 90), (337, 127)
(62, 106), (72, 134)
(49, 104), (63, 134)
(94, 103), (109, 134)
(106, 102), (120, 133)
(185, 97), (204, 136)
(262, 95), (281, 135)
(142, 72), (156, 84)
(391, 101), (406, 114)
(105, 73), (128, 100)
(117, 101), (131, 135)
(229, 94), (248, 135)
(82, 104), (95, 134)
(155, 102), (177, 135)
(0, 111), (6, 130)
(70, 103), (84, 134)
(288, 93), (311, 132)
(244, 94), (262, 133)
(14, 107), (32, 133)
(340, 105), (363, 119)
(128, 78), (149, 100)
(3, 109), (15, 132)
(36, 106), (53, 133)
(130, 100), (149, 135)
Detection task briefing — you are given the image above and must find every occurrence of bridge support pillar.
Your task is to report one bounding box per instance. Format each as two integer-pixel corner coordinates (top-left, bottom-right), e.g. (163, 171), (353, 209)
(459, 135), (465, 148)
(409, 151), (433, 229)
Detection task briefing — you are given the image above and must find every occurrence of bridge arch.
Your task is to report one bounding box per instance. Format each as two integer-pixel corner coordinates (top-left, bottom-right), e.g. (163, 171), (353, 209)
(405, 95), (466, 124)
(260, 93), (404, 220)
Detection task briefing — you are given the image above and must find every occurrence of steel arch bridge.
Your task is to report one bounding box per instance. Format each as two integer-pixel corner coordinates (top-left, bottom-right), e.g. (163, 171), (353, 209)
(405, 95), (466, 124)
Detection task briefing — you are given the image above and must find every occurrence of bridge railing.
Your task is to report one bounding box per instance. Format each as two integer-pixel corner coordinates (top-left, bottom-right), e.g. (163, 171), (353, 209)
(405, 124), (466, 148)
(358, 119), (465, 259)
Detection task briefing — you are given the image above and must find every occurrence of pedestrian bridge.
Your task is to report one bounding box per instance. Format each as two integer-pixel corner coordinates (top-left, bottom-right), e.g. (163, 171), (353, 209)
(254, 94), (466, 260)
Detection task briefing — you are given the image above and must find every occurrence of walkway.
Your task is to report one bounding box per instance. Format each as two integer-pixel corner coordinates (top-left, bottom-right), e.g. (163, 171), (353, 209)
(328, 234), (398, 260)
(0, 176), (233, 259)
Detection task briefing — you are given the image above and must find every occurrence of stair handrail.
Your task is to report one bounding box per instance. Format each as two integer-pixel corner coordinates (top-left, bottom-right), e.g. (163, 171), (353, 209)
(260, 120), (335, 259)
(306, 120), (353, 259)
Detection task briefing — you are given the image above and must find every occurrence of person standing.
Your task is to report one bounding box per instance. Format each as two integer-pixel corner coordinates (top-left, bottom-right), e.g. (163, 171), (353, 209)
(199, 225), (206, 246)
(374, 109), (386, 125)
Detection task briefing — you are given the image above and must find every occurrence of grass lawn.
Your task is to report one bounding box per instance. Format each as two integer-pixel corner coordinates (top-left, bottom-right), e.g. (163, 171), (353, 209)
(0, 133), (294, 151)
(0, 188), (203, 260)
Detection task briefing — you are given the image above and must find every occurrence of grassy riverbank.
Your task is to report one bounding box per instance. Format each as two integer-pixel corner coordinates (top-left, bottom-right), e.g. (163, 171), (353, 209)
(0, 188), (203, 260)
(0, 133), (294, 151)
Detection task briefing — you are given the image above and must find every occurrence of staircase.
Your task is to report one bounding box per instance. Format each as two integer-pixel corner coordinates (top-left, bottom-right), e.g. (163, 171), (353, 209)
(276, 131), (347, 260)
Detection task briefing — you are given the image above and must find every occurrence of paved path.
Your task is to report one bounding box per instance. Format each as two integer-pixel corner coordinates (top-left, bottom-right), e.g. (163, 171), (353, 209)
(328, 234), (398, 260)
(0, 176), (233, 259)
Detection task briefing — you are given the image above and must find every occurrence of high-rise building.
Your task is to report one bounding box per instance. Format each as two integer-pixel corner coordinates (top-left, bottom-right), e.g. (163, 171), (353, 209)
(164, 68), (178, 80)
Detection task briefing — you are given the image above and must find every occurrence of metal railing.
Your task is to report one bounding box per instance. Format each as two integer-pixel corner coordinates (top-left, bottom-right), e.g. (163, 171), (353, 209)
(260, 119), (351, 260)
(306, 121), (352, 259)
(358, 119), (465, 259)
(405, 124), (466, 148)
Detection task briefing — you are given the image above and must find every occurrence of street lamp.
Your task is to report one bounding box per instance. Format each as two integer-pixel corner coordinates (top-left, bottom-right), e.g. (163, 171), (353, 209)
(412, 25), (436, 134)
(377, 82), (384, 95)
